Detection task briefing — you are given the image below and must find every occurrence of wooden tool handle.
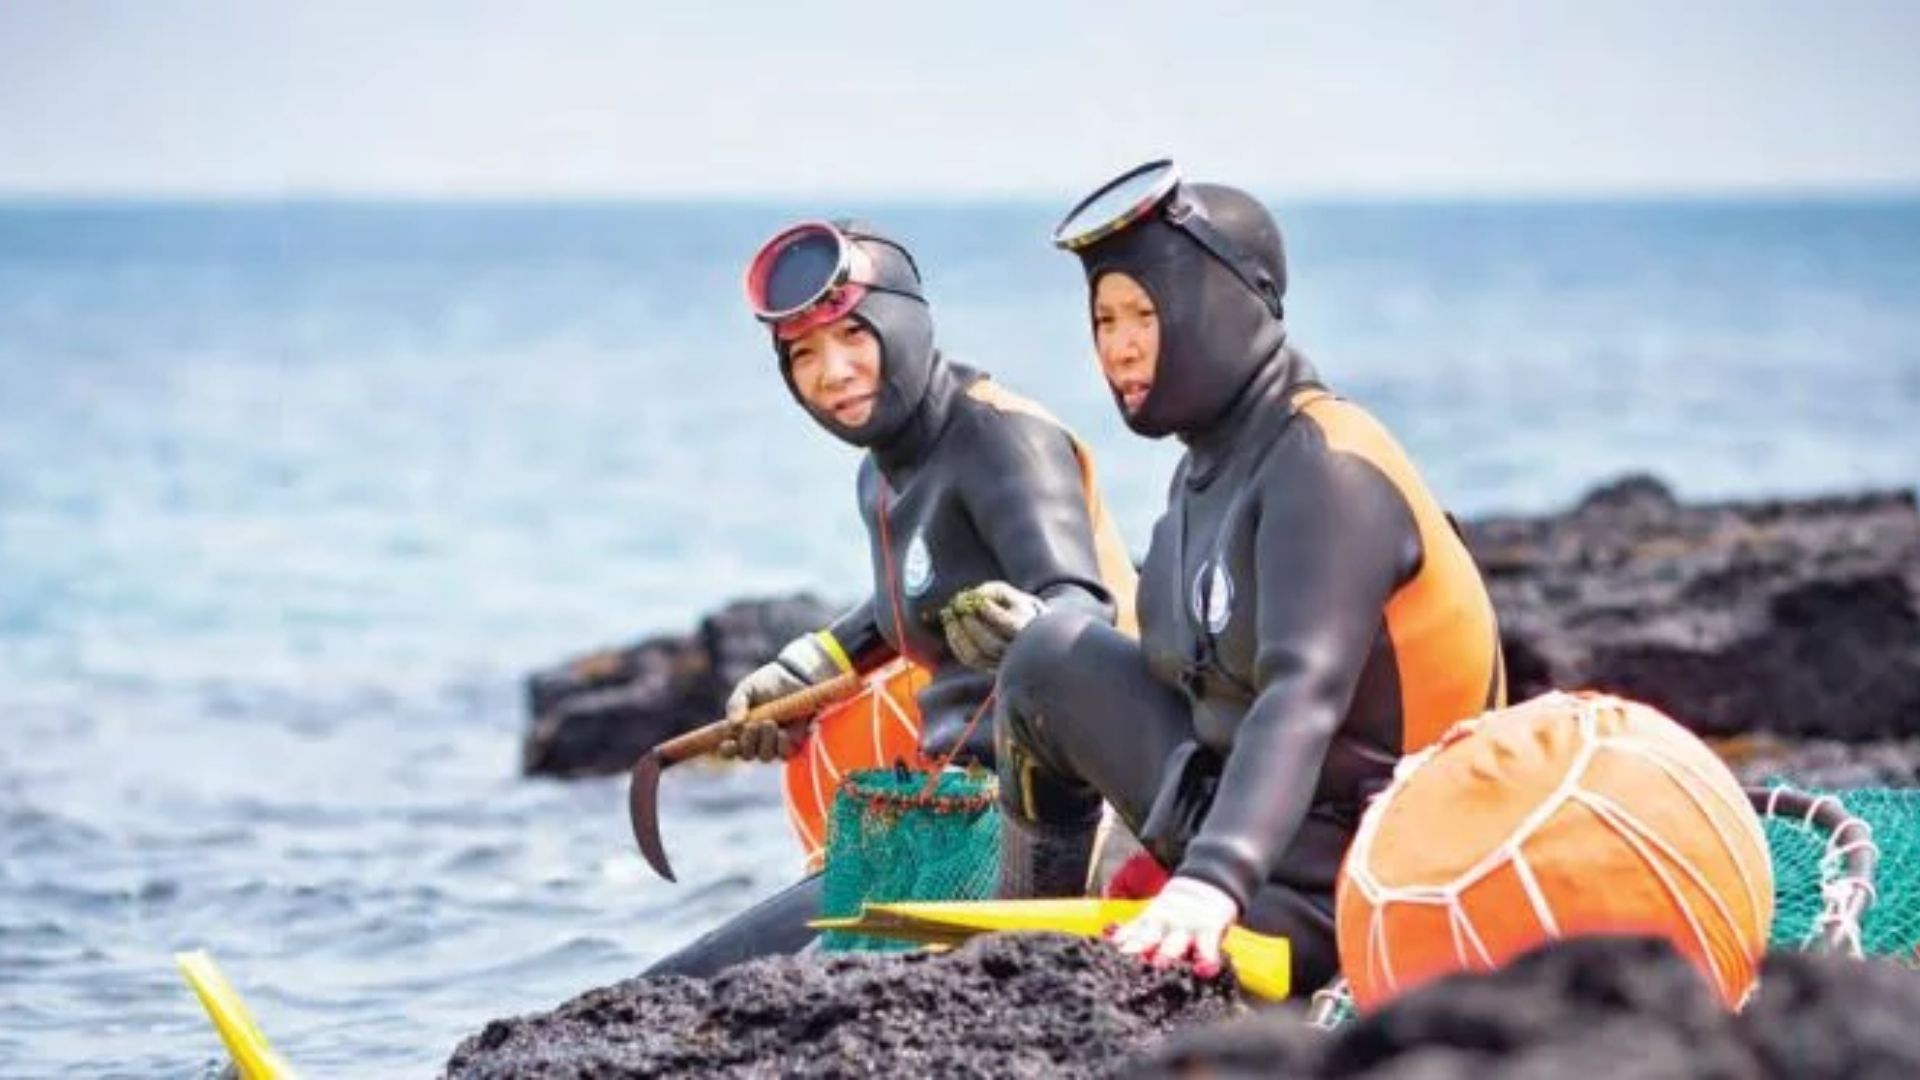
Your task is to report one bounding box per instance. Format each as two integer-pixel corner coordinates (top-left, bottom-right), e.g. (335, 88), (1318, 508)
(653, 670), (863, 765)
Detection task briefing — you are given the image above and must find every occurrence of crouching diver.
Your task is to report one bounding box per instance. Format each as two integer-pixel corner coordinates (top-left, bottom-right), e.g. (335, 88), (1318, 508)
(647, 219), (1136, 976)
(993, 161), (1506, 993)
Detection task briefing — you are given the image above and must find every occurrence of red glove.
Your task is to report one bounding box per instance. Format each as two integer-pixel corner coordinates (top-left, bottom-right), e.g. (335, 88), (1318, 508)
(1104, 850), (1171, 900)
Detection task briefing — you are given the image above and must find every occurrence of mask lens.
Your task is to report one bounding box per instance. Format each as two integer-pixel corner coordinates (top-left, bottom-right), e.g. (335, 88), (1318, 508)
(1052, 159), (1182, 250)
(746, 224), (850, 321)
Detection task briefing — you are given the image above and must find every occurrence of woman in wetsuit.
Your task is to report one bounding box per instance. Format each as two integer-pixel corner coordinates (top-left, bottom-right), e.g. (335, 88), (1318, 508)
(648, 219), (1135, 976)
(992, 162), (1506, 993)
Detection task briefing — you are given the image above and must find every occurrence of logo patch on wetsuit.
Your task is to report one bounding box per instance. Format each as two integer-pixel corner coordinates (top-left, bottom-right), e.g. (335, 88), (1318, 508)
(1191, 561), (1234, 635)
(902, 530), (935, 597)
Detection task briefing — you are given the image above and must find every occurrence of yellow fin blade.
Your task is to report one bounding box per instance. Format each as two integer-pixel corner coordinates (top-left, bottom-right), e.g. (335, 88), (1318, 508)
(1220, 925), (1292, 1001)
(868, 898), (1147, 936)
(813, 899), (1291, 1001)
(174, 950), (297, 1080)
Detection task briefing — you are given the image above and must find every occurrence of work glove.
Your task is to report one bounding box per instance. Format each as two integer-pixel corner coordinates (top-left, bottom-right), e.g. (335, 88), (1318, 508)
(715, 632), (843, 762)
(1103, 850), (1172, 900)
(1105, 875), (1239, 978)
(940, 581), (1047, 673)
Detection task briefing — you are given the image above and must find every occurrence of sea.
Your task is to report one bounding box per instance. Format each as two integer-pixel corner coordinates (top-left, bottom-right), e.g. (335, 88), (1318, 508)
(2, 198), (1917, 1075)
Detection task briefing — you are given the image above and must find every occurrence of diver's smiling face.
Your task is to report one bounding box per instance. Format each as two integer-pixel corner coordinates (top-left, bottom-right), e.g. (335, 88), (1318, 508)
(787, 316), (882, 428)
(1093, 272), (1159, 417)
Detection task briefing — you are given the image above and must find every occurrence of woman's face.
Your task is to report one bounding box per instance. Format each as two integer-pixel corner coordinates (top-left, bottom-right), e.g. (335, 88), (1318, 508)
(1093, 272), (1160, 417)
(786, 316), (883, 428)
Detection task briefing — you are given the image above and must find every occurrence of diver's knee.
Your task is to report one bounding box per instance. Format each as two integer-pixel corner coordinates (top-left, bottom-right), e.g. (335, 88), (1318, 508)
(1001, 608), (1096, 697)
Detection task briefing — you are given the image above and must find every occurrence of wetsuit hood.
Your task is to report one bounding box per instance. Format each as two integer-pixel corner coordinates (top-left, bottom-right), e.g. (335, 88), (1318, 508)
(776, 222), (936, 450)
(869, 354), (973, 486)
(1184, 347), (1320, 490)
(1074, 183), (1289, 440)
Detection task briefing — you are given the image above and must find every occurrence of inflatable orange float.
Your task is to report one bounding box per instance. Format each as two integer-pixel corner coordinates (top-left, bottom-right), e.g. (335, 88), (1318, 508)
(1337, 691), (1773, 1010)
(782, 659), (930, 870)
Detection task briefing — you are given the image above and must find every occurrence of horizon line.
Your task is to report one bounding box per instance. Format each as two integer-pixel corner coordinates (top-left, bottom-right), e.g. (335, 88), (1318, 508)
(4, 184), (1920, 209)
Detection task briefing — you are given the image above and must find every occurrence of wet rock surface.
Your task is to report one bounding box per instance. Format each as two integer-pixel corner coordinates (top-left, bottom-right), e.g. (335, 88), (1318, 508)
(1465, 474), (1920, 742)
(1127, 935), (1920, 1080)
(443, 933), (1240, 1079)
(521, 593), (838, 777)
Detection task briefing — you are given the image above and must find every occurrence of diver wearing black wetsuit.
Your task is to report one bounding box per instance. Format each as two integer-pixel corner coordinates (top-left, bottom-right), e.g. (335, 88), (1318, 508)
(648, 223), (1134, 976)
(995, 185), (1506, 992)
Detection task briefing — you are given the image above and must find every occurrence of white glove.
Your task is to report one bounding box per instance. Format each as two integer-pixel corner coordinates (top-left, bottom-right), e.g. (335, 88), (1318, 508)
(716, 633), (841, 762)
(940, 581), (1047, 673)
(1106, 875), (1239, 978)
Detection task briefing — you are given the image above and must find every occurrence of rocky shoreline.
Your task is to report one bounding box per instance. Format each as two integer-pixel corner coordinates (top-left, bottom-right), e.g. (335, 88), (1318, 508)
(476, 476), (1920, 1077)
(521, 594), (836, 777)
(446, 934), (1238, 1079)
(446, 932), (1920, 1079)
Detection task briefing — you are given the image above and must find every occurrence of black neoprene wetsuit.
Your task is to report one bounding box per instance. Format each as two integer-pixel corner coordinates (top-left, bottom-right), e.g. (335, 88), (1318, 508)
(996, 186), (1505, 993)
(819, 358), (1124, 763)
(647, 223), (1129, 977)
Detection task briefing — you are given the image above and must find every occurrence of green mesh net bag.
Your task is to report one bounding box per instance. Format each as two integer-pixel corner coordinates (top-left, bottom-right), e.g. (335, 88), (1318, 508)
(1758, 785), (1920, 961)
(818, 767), (1003, 952)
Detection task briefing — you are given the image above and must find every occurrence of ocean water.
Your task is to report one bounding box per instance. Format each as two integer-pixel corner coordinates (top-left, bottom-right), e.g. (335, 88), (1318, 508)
(1, 198), (1916, 1075)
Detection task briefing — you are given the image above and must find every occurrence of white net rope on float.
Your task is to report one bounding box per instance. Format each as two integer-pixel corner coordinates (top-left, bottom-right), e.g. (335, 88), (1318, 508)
(1758, 786), (1878, 959)
(1343, 692), (1774, 1005)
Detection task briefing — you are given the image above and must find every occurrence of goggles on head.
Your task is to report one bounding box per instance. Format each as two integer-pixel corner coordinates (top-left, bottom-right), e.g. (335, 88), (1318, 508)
(1051, 159), (1283, 319)
(744, 221), (923, 343)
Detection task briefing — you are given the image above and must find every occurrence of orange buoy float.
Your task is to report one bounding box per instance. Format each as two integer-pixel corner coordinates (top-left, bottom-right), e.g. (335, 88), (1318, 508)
(782, 659), (930, 870)
(1336, 691), (1773, 1010)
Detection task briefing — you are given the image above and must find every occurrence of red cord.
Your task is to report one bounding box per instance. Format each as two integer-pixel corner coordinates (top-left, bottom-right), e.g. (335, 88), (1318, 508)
(875, 480), (995, 799)
(875, 482), (921, 668)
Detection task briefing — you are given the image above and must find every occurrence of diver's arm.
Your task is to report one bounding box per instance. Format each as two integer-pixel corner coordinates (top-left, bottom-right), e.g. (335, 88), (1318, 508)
(718, 595), (893, 761)
(1175, 450), (1420, 911)
(822, 597), (896, 674)
(958, 412), (1115, 624)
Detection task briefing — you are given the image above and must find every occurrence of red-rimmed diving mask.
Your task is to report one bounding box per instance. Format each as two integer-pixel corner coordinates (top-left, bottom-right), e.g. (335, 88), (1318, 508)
(744, 221), (925, 342)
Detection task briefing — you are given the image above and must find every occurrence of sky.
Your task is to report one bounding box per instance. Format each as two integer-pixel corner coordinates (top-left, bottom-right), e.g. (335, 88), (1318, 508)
(1, 0), (1918, 199)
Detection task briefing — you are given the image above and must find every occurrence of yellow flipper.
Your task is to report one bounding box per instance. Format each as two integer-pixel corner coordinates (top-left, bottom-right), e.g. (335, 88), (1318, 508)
(811, 898), (1291, 1001)
(174, 951), (297, 1080)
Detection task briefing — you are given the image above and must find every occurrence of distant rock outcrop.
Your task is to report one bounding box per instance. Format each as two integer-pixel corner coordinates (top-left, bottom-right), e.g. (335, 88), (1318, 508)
(521, 594), (838, 777)
(521, 476), (1920, 774)
(1466, 474), (1920, 742)
(526, 474), (1920, 768)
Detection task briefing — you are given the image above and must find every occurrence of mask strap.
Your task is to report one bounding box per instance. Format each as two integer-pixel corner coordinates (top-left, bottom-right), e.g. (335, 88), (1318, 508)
(1166, 196), (1285, 319)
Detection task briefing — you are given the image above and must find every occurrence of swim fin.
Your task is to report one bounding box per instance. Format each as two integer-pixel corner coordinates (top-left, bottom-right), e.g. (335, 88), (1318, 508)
(811, 898), (1291, 1001)
(175, 950), (297, 1080)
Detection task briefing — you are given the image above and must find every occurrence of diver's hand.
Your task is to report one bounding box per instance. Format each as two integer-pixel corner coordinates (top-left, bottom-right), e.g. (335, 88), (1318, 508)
(1106, 875), (1239, 978)
(941, 581), (1047, 673)
(717, 713), (807, 761)
(716, 660), (807, 761)
(715, 634), (839, 762)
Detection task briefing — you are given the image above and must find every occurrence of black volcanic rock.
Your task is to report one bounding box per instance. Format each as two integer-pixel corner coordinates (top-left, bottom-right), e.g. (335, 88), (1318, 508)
(1466, 475), (1920, 741)
(1737, 948), (1920, 1079)
(1125, 936), (1920, 1080)
(521, 593), (838, 777)
(444, 933), (1241, 1079)
(450, 934), (1920, 1079)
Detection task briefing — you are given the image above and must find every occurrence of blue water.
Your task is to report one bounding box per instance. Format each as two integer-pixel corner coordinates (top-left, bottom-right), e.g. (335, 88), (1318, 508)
(2, 199), (1916, 1075)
